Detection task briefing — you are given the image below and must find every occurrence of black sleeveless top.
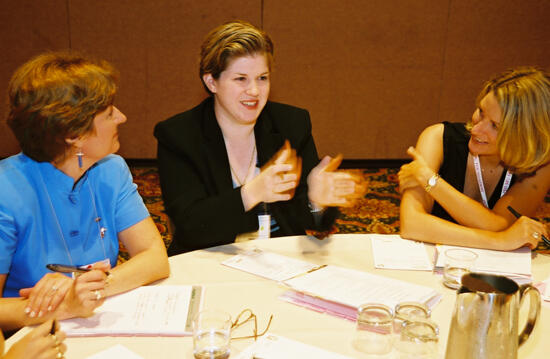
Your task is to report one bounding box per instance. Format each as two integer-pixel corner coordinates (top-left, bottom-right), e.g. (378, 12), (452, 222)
(431, 122), (515, 223)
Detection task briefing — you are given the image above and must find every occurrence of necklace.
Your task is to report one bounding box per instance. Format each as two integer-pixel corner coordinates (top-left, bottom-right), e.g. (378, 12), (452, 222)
(37, 164), (108, 265)
(229, 144), (257, 186)
(472, 155), (513, 208)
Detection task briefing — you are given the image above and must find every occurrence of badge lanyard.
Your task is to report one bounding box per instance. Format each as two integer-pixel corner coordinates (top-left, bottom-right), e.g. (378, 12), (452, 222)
(472, 155), (512, 208)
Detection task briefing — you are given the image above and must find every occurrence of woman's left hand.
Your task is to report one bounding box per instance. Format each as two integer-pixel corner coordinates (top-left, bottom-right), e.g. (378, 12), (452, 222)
(2, 320), (67, 359)
(307, 155), (366, 208)
(398, 146), (435, 192)
(19, 274), (73, 319)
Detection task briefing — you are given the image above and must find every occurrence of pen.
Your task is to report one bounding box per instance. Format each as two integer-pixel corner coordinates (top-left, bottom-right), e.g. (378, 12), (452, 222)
(50, 319), (57, 335)
(46, 263), (110, 275)
(507, 206), (550, 246)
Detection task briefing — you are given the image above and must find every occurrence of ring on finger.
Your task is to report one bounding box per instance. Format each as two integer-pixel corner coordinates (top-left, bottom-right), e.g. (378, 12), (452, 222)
(94, 289), (102, 301)
(51, 284), (59, 292)
(533, 232), (541, 240)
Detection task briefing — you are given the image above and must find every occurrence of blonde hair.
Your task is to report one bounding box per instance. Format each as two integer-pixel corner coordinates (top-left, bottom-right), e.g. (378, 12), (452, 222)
(199, 20), (273, 94)
(473, 67), (550, 174)
(7, 51), (117, 162)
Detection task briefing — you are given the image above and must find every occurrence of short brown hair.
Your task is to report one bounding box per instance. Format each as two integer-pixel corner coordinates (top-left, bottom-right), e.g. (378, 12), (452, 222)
(199, 20), (274, 94)
(7, 51), (117, 162)
(468, 67), (550, 174)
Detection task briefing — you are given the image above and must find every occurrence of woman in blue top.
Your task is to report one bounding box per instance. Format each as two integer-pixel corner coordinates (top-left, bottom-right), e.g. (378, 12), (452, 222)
(0, 52), (169, 334)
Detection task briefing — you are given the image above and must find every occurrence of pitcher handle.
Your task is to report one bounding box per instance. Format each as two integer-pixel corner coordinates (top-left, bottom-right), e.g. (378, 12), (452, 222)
(518, 284), (541, 346)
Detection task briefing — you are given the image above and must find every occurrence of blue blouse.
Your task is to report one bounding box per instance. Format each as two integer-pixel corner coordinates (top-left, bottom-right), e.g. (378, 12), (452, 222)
(0, 153), (149, 297)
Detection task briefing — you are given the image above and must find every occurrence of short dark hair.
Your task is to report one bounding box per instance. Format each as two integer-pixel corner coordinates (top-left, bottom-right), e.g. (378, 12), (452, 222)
(199, 20), (274, 94)
(7, 51), (118, 162)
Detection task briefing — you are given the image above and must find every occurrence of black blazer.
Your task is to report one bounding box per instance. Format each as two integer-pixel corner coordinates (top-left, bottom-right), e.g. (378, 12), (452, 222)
(154, 97), (337, 255)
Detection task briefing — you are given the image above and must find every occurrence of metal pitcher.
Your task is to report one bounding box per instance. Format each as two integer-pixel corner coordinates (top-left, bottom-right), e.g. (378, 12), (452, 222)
(445, 272), (540, 359)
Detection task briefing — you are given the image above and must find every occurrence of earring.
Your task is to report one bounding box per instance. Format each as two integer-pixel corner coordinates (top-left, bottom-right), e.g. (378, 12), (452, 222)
(76, 148), (84, 168)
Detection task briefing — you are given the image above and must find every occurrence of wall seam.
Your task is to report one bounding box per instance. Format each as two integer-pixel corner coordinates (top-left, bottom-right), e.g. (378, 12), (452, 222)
(437, 0), (453, 122)
(66, 0), (72, 48)
(260, 0), (264, 28)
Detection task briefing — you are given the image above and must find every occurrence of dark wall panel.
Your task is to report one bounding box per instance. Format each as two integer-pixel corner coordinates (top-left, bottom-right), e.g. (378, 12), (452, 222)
(265, 0), (449, 158)
(439, 0), (550, 126)
(68, 0), (261, 158)
(0, 0), (70, 156)
(1, 1), (549, 160)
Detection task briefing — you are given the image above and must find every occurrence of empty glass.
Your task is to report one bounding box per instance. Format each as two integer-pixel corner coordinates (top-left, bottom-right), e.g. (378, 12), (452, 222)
(443, 248), (478, 289)
(353, 303), (394, 355)
(393, 302), (431, 336)
(193, 309), (232, 359)
(395, 319), (439, 359)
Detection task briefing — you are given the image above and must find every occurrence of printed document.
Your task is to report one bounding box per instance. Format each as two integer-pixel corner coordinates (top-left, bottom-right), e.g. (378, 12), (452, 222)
(234, 334), (354, 359)
(60, 285), (202, 336)
(370, 234), (433, 270)
(222, 248), (321, 281)
(283, 265), (440, 310)
(435, 245), (531, 276)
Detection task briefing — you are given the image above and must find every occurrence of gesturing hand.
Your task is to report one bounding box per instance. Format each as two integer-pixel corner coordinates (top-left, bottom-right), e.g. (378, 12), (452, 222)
(307, 154), (366, 208)
(398, 146), (435, 192)
(242, 140), (302, 211)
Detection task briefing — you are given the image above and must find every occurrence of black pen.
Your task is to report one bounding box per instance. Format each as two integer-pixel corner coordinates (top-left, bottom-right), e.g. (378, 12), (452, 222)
(46, 263), (110, 275)
(50, 319), (57, 335)
(507, 206), (550, 246)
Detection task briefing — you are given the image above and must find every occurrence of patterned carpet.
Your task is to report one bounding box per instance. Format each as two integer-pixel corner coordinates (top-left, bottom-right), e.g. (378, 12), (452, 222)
(128, 166), (550, 258)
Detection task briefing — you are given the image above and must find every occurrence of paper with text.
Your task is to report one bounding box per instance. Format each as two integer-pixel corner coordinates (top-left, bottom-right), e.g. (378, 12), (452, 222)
(222, 248), (320, 281)
(435, 245), (531, 276)
(283, 265), (440, 310)
(370, 234), (433, 270)
(234, 334), (354, 359)
(61, 285), (202, 336)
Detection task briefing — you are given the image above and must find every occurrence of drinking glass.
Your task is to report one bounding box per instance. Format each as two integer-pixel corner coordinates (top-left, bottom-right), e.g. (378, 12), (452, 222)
(352, 303), (393, 355)
(443, 248), (478, 289)
(395, 319), (439, 359)
(193, 309), (232, 359)
(393, 301), (430, 336)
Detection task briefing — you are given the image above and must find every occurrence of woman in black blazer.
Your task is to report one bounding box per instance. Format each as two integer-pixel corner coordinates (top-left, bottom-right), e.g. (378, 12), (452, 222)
(154, 20), (364, 255)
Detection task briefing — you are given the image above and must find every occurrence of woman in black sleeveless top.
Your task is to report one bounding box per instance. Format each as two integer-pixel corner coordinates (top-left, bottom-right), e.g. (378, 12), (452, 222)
(398, 68), (550, 250)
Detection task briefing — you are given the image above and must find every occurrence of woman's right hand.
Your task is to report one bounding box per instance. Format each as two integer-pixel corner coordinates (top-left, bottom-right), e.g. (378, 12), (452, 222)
(2, 320), (67, 359)
(241, 140), (302, 211)
(499, 216), (548, 250)
(57, 269), (107, 320)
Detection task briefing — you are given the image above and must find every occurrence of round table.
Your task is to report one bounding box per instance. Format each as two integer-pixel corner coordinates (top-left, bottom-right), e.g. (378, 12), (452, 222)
(7, 234), (550, 358)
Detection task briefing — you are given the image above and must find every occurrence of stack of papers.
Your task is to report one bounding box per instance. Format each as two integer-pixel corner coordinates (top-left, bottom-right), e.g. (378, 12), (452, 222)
(283, 265), (441, 311)
(233, 334), (354, 359)
(434, 245), (532, 284)
(60, 285), (202, 336)
(221, 248), (321, 281)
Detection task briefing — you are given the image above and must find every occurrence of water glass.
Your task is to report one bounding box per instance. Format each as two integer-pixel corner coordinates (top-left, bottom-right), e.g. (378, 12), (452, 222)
(193, 309), (232, 359)
(393, 302), (430, 336)
(443, 248), (478, 289)
(353, 303), (393, 355)
(395, 319), (439, 359)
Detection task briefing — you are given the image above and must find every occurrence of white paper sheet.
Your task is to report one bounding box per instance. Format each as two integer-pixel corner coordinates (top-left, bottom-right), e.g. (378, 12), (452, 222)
(233, 333), (354, 359)
(370, 234), (433, 270)
(61, 285), (202, 336)
(435, 245), (532, 276)
(283, 265), (440, 310)
(221, 248), (321, 282)
(85, 344), (144, 359)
